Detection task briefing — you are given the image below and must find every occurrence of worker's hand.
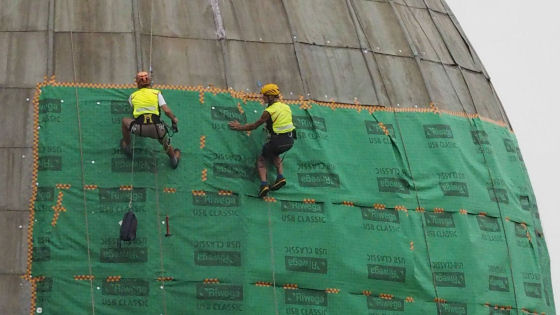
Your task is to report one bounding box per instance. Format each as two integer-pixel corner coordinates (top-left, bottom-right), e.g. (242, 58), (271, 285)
(172, 117), (179, 124)
(228, 120), (242, 130)
(172, 122), (178, 133)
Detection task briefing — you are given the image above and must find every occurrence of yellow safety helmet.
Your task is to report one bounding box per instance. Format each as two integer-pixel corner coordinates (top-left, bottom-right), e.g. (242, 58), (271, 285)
(261, 83), (280, 96)
(135, 71), (151, 88)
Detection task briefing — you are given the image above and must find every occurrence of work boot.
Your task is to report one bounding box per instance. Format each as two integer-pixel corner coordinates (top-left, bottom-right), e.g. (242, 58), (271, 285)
(169, 149), (181, 169)
(120, 138), (132, 158)
(258, 184), (270, 198)
(270, 177), (286, 191)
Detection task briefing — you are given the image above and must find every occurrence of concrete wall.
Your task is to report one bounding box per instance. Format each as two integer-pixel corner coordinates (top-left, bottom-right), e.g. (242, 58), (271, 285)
(0, 0), (510, 313)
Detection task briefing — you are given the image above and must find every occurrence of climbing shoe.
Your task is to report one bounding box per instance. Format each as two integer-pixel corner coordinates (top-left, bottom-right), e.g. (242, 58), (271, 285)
(270, 177), (286, 191)
(170, 149), (181, 169)
(258, 184), (270, 198)
(120, 139), (132, 158)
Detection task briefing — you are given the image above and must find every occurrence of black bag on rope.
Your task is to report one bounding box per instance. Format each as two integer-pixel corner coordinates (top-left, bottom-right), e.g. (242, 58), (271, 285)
(120, 210), (138, 241)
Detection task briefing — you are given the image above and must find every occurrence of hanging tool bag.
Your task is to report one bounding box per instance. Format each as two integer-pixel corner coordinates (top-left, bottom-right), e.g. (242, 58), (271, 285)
(120, 210), (138, 241)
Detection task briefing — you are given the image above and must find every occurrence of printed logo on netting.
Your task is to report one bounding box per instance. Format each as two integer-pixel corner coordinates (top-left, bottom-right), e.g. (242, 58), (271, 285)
(489, 275), (510, 292)
(100, 238), (148, 263)
(425, 212), (455, 228)
(36, 277), (53, 293)
(367, 264), (406, 282)
(361, 207), (400, 223)
(471, 130), (490, 145)
(196, 284), (243, 301)
(439, 181), (469, 197)
(285, 289), (327, 306)
(434, 272), (466, 287)
(293, 115), (327, 131)
(298, 173), (340, 187)
(487, 187), (509, 204)
(523, 282), (542, 298)
(377, 177), (410, 194)
(281, 201), (324, 213)
(195, 250), (241, 266)
(102, 279), (149, 296)
(503, 139), (517, 153)
(110, 101), (130, 114)
(38, 156), (62, 171)
(436, 302), (467, 315)
(366, 296), (404, 311)
(423, 124), (453, 138)
(99, 187), (146, 203)
(33, 246), (51, 262)
(111, 157), (157, 173)
(213, 163), (254, 180)
(519, 195), (531, 211)
(515, 224), (528, 238)
(365, 121), (395, 136)
(285, 256), (327, 274)
(193, 191), (240, 207)
(39, 98), (62, 113)
(211, 106), (247, 123)
(36, 187), (55, 201)
(477, 216), (501, 232)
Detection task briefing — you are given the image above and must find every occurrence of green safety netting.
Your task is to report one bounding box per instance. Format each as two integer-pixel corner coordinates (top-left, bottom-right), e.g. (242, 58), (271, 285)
(29, 84), (554, 314)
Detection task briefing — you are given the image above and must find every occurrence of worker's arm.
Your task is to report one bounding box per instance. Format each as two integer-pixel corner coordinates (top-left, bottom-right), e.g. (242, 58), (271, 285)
(161, 105), (178, 124)
(229, 111), (270, 131)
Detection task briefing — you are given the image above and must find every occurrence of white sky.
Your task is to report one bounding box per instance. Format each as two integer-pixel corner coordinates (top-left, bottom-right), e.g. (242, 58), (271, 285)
(446, 0), (560, 308)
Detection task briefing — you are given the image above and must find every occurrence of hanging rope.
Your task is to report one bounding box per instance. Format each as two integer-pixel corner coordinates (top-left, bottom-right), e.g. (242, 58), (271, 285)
(128, 135), (136, 209)
(266, 202), (280, 315)
(68, 1), (96, 313)
(149, 0), (154, 80)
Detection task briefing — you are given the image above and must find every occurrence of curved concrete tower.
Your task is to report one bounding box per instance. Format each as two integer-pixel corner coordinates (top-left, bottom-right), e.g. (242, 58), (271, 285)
(0, 1), (553, 314)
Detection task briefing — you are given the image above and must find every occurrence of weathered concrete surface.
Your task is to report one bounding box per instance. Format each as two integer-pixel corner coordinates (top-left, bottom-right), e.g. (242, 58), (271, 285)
(0, 88), (35, 147)
(0, 275), (31, 315)
(0, 211), (29, 274)
(0, 148), (33, 211)
(0, 32), (48, 87)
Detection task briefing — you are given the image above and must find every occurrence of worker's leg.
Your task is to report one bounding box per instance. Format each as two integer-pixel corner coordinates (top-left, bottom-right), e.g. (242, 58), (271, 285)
(272, 156), (283, 176)
(121, 117), (134, 146)
(257, 155), (267, 182)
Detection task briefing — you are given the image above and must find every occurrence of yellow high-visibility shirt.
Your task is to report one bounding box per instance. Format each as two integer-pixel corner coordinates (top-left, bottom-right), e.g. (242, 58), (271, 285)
(129, 88), (162, 118)
(264, 101), (295, 134)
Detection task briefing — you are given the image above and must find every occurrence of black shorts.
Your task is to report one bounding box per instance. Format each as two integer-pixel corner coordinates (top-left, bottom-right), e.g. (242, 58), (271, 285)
(130, 114), (168, 144)
(262, 132), (294, 159)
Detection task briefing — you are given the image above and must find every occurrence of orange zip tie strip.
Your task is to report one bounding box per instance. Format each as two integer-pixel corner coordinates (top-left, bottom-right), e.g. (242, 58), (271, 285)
(479, 212), (487, 216)
(410, 241), (414, 251)
(434, 297), (447, 303)
(379, 293), (393, 300)
(51, 191), (66, 226)
(263, 196), (277, 203)
(157, 277), (174, 282)
(415, 207), (425, 213)
(342, 201), (354, 206)
(106, 276), (121, 282)
(395, 205), (408, 213)
(303, 198), (315, 204)
(199, 90), (204, 104)
(74, 275), (95, 281)
(485, 303), (513, 311)
(433, 208), (445, 213)
(459, 209), (468, 215)
(163, 187), (176, 193)
(283, 283), (298, 290)
(405, 296), (414, 303)
(55, 184), (71, 190)
(200, 135), (206, 149)
(255, 281), (272, 287)
(218, 190), (232, 196)
(201, 169), (207, 181)
(430, 102), (441, 114)
(237, 102), (244, 114)
(520, 308), (544, 315)
(120, 185), (133, 191)
(203, 278), (219, 284)
(83, 184), (98, 190)
(373, 203), (385, 210)
(378, 122), (390, 136)
(362, 290), (372, 296)
(192, 190), (206, 196)
(325, 288), (340, 294)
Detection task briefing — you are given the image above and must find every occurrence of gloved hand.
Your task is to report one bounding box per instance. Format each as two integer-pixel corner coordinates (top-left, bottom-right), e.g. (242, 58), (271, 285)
(172, 122), (178, 133)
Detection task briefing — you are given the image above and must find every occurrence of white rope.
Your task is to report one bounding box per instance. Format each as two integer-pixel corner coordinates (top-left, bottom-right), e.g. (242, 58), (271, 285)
(128, 135), (135, 209)
(149, 0), (154, 77)
(68, 1), (95, 313)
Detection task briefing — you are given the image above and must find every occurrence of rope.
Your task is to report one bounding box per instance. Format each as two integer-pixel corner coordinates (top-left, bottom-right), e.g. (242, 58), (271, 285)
(68, 1), (95, 313)
(128, 135), (135, 210)
(149, 0), (154, 79)
(154, 151), (168, 315)
(266, 202), (280, 315)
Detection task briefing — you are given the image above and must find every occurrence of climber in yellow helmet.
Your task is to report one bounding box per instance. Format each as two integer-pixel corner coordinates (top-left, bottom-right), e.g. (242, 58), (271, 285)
(229, 83), (296, 197)
(120, 71), (182, 168)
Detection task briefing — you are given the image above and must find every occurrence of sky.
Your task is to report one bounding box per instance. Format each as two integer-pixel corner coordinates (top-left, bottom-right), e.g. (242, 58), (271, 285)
(446, 0), (560, 308)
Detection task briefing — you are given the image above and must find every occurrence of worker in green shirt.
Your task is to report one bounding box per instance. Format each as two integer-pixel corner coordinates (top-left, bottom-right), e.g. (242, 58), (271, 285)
(229, 83), (296, 197)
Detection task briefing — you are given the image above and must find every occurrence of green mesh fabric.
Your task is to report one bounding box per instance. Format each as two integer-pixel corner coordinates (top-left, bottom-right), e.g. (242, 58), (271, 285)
(30, 85), (554, 314)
